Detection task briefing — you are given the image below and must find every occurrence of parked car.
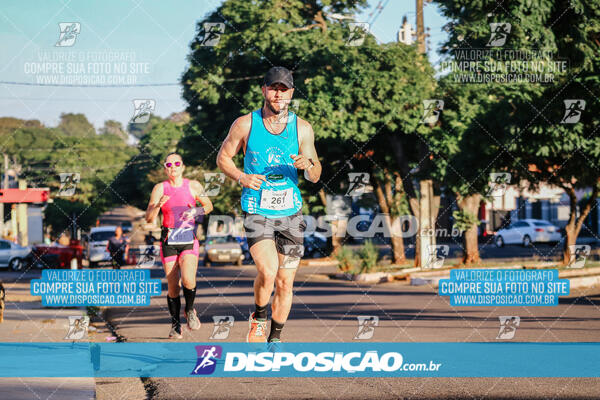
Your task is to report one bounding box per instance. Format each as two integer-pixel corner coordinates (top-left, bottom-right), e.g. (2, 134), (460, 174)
(86, 226), (118, 267)
(120, 221), (132, 233)
(304, 231), (330, 258)
(204, 235), (244, 267)
(0, 239), (32, 271)
(494, 219), (562, 247)
(31, 240), (84, 269)
(347, 212), (374, 244)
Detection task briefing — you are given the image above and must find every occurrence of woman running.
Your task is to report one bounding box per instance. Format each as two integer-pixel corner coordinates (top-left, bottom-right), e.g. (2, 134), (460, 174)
(145, 152), (213, 339)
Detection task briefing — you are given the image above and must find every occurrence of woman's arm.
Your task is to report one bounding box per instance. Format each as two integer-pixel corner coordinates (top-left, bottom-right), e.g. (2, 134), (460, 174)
(145, 183), (168, 223)
(190, 180), (214, 214)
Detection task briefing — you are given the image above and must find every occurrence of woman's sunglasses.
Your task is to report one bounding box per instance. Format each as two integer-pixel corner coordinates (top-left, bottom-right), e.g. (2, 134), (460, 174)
(164, 161), (182, 168)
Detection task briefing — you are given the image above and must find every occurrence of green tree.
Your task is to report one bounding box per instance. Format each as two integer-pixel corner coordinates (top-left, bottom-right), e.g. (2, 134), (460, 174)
(126, 114), (163, 139)
(429, 79), (516, 264)
(45, 199), (100, 238)
(434, 0), (600, 265)
(3, 124), (136, 236)
(299, 39), (436, 263)
(432, 0), (552, 264)
(0, 117), (42, 135)
(100, 120), (127, 141)
(116, 118), (186, 209)
(181, 0), (437, 263)
(57, 113), (96, 137)
(512, 0), (600, 265)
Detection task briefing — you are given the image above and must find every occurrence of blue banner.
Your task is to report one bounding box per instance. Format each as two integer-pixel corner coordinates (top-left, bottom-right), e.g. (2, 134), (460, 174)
(1, 342), (599, 377)
(438, 269), (569, 306)
(30, 269), (162, 306)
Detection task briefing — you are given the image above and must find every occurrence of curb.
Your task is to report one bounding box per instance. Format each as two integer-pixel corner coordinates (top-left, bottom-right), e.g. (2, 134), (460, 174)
(306, 271), (411, 284)
(407, 265), (523, 286)
(301, 258), (339, 267)
(315, 263), (600, 291)
(568, 275), (600, 289)
(332, 272), (393, 284)
(556, 266), (600, 278)
(93, 307), (148, 400)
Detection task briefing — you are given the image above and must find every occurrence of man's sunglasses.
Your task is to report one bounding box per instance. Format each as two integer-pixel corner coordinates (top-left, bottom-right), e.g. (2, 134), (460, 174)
(164, 161), (182, 168)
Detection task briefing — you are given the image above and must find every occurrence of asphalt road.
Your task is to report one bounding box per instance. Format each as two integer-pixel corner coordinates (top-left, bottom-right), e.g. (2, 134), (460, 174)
(96, 264), (600, 400)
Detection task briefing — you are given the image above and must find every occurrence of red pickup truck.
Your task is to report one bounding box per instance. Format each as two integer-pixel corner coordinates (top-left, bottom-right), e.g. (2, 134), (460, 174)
(30, 239), (84, 269)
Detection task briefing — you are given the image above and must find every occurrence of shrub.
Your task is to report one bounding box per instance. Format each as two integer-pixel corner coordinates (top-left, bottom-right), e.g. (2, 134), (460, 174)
(336, 242), (380, 274)
(357, 240), (379, 274)
(335, 245), (359, 272)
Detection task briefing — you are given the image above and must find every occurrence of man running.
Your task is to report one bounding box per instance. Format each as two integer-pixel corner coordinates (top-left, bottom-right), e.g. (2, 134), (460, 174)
(106, 226), (128, 270)
(217, 66), (322, 344)
(145, 153), (214, 339)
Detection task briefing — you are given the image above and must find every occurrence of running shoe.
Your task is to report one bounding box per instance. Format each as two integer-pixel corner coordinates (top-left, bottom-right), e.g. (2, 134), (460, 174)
(246, 312), (267, 343)
(185, 309), (201, 331)
(169, 324), (183, 339)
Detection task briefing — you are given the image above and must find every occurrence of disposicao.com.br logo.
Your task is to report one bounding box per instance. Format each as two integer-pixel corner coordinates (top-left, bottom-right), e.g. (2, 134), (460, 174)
(224, 351), (442, 373)
(190, 345), (442, 376)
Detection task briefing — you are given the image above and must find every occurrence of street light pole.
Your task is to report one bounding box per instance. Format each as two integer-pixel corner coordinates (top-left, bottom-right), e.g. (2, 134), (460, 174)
(416, 0), (435, 268)
(416, 0), (425, 54)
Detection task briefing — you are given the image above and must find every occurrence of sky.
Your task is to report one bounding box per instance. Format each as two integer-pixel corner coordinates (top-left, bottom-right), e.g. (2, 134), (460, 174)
(0, 0), (449, 130)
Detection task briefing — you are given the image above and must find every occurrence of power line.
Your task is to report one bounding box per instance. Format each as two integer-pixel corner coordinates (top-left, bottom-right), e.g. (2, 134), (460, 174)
(368, 0), (391, 27)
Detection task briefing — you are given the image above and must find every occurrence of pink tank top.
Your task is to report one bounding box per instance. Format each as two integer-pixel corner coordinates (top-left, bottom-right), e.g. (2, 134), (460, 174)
(160, 179), (196, 228)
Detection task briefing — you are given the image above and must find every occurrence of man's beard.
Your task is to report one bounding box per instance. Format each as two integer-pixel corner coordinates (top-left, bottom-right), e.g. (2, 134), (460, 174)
(265, 99), (288, 116)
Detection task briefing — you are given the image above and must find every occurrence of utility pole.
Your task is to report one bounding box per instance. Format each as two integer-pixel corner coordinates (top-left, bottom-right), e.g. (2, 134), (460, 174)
(17, 179), (28, 246)
(3, 155), (8, 192)
(416, 0), (435, 268)
(416, 0), (425, 53)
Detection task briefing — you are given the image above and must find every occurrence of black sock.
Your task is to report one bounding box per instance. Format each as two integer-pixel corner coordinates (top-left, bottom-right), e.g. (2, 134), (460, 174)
(268, 319), (284, 342)
(255, 303), (267, 320)
(182, 286), (196, 314)
(167, 296), (181, 326)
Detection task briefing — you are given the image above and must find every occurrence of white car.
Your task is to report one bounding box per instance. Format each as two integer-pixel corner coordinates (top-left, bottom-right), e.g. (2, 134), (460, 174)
(86, 226), (118, 266)
(0, 239), (32, 271)
(495, 219), (562, 247)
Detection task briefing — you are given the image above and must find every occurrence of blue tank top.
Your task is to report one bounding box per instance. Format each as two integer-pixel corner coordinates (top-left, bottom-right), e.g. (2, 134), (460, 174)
(241, 109), (303, 218)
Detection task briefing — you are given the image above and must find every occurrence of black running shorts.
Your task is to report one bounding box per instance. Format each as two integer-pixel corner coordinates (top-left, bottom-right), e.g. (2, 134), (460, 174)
(243, 210), (306, 255)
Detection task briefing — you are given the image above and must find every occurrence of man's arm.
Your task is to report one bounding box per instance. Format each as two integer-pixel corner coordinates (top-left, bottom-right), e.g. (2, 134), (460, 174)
(292, 118), (321, 183)
(216, 114), (266, 190)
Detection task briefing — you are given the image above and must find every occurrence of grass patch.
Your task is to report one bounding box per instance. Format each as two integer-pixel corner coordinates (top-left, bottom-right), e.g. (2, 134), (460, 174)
(335, 241), (389, 274)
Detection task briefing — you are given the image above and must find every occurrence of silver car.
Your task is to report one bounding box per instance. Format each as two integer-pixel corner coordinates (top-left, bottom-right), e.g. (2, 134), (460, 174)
(0, 239), (32, 271)
(203, 235), (244, 267)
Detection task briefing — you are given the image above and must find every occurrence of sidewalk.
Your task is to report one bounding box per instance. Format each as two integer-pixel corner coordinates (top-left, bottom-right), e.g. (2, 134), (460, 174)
(0, 276), (147, 400)
(0, 280), (95, 400)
